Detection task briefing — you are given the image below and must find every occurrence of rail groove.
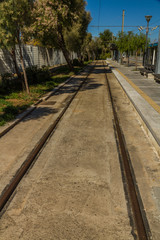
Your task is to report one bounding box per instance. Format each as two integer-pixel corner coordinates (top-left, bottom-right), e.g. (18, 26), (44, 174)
(0, 63), (96, 214)
(104, 63), (151, 240)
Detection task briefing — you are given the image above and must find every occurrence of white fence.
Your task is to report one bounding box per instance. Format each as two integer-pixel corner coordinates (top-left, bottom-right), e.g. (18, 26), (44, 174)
(0, 45), (77, 75)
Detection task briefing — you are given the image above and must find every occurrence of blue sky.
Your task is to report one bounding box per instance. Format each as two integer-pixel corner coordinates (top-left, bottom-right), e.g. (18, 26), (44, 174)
(85, 0), (160, 42)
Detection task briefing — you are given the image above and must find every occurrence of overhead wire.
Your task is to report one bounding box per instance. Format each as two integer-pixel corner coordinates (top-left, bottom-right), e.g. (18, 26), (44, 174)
(98, 0), (101, 34)
(150, 18), (160, 26)
(90, 25), (144, 28)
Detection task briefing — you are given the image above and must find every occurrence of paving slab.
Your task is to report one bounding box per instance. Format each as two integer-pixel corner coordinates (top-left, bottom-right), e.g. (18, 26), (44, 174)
(107, 71), (160, 239)
(108, 60), (160, 154)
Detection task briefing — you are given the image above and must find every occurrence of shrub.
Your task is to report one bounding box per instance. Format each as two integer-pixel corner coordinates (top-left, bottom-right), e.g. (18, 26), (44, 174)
(26, 65), (39, 84)
(72, 59), (82, 66)
(26, 65), (51, 84)
(3, 105), (19, 115)
(45, 81), (56, 88)
(1, 72), (14, 90)
(36, 68), (51, 83)
(100, 52), (111, 60)
(41, 65), (49, 71)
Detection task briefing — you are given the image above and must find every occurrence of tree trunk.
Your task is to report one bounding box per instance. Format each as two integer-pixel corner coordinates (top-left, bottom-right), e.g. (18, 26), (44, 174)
(87, 51), (90, 61)
(127, 52), (130, 67)
(93, 52), (96, 61)
(136, 51), (138, 70)
(120, 52), (123, 64)
(57, 26), (73, 71)
(10, 48), (21, 80)
(17, 39), (30, 94)
(77, 51), (81, 63)
(46, 48), (50, 66)
(77, 51), (83, 64)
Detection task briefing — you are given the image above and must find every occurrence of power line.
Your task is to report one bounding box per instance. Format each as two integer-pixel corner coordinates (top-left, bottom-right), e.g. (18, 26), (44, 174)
(149, 29), (159, 36)
(90, 25), (145, 28)
(150, 18), (160, 26)
(98, 0), (101, 34)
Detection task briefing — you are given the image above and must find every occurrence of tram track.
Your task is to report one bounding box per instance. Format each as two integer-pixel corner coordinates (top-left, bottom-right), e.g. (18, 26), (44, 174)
(104, 62), (151, 240)
(0, 62), (96, 214)
(0, 65), (89, 139)
(0, 61), (155, 239)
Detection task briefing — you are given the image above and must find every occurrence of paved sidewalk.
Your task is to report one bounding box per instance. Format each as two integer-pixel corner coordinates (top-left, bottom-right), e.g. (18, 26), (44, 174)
(108, 60), (160, 154)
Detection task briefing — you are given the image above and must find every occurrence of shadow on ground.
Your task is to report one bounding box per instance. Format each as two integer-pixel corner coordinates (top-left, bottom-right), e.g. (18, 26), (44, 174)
(4, 65), (109, 124)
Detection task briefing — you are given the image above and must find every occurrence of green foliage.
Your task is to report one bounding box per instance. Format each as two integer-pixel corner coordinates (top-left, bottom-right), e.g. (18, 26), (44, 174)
(5, 92), (21, 99)
(36, 69), (51, 83)
(0, 104), (30, 125)
(0, 0), (91, 91)
(81, 32), (112, 61)
(98, 29), (113, 58)
(25, 65), (38, 83)
(132, 33), (146, 52)
(83, 60), (93, 65)
(0, 72), (22, 92)
(99, 29), (112, 47)
(100, 52), (111, 60)
(65, 10), (91, 55)
(115, 31), (146, 54)
(0, 0), (32, 49)
(115, 32), (128, 53)
(0, 64), (83, 126)
(0, 0), (33, 93)
(3, 105), (19, 115)
(30, 0), (90, 69)
(31, 0), (88, 48)
(26, 65), (51, 84)
(0, 99), (12, 112)
(72, 59), (82, 66)
(82, 33), (95, 60)
(1, 72), (14, 90)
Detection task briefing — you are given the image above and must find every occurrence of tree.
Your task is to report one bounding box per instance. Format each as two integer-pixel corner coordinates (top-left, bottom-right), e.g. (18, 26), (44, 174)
(114, 31), (127, 63)
(115, 31), (146, 67)
(64, 10), (91, 63)
(81, 33), (92, 61)
(99, 29), (112, 48)
(118, 31), (134, 66)
(99, 29), (113, 58)
(31, 0), (87, 70)
(0, 0), (32, 94)
(92, 37), (103, 60)
(131, 33), (146, 69)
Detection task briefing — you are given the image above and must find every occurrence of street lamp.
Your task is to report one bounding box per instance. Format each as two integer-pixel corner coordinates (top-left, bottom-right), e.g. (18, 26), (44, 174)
(144, 15), (152, 67)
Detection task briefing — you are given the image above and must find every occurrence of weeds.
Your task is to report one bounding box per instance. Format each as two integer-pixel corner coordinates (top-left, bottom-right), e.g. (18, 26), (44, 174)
(0, 62), (91, 126)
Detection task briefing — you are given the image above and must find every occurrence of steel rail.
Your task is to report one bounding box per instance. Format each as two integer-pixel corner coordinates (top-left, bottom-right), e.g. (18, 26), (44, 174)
(104, 63), (151, 240)
(0, 63), (96, 213)
(0, 66), (88, 139)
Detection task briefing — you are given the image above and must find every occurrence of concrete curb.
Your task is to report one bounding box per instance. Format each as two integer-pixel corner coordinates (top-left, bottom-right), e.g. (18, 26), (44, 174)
(108, 63), (160, 156)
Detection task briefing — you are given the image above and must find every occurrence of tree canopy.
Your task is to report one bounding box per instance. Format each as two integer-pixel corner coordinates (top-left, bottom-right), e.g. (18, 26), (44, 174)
(99, 29), (112, 48)
(30, 0), (89, 69)
(0, 0), (91, 93)
(0, 0), (33, 93)
(115, 31), (146, 54)
(64, 10), (91, 61)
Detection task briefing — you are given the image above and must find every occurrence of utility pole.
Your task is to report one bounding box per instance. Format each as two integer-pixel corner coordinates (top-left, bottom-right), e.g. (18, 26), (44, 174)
(155, 26), (160, 74)
(120, 10), (125, 64)
(144, 15), (152, 66)
(122, 10), (125, 33)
